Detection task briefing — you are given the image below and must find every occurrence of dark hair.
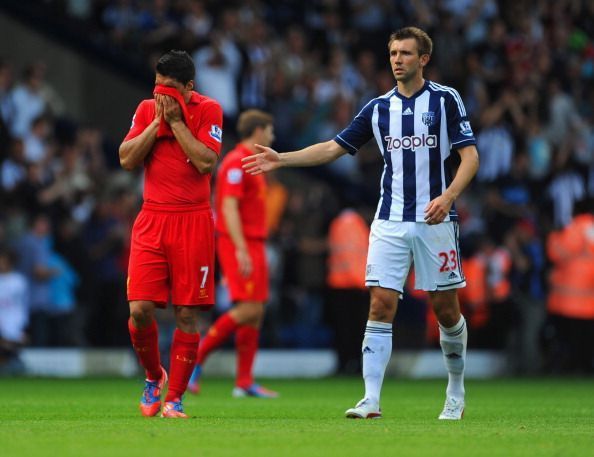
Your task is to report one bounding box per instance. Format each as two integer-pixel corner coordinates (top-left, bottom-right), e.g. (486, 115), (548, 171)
(388, 27), (433, 56)
(155, 50), (195, 85)
(236, 109), (274, 139)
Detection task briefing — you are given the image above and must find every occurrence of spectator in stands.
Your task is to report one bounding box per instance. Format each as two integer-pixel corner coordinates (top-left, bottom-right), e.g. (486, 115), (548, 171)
(1, 138), (27, 192)
(504, 219), (546, 374)
(0, 246), (28, 374)
(101, 0), (139, 49)
(546, 152), (586, 229)
(46, 249), (80, 346)
(0, 59), (15, 139)
(12, 214), (56, 346)
(83, 196), (127, 346)
(7, 63), (48, 139)
(193, 30), (242, 130)
(182, 0), (212, 42)
(23, 115), (52, 165)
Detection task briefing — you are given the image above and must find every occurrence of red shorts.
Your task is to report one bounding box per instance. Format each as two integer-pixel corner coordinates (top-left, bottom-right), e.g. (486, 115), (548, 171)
(127, 203), (215, 307)
(217, 234), (269, 303)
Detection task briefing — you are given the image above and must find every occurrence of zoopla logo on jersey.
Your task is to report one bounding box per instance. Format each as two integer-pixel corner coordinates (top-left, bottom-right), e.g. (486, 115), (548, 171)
(384, 134), (437, 151)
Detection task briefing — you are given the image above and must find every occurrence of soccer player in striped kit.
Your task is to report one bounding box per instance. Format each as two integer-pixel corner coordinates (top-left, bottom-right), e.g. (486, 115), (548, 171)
(243, 27), (479, 420)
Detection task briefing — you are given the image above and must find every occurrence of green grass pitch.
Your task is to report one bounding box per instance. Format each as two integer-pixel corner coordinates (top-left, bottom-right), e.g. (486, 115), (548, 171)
(1, 377), (593, 457)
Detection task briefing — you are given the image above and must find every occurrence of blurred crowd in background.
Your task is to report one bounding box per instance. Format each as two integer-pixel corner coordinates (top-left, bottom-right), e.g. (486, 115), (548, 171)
(1, 0), (594, 375)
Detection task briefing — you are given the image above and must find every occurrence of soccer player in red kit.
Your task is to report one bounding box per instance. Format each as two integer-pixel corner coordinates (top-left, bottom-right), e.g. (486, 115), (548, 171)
(119, 50), (223, 418)
(187, 110), (278, 398)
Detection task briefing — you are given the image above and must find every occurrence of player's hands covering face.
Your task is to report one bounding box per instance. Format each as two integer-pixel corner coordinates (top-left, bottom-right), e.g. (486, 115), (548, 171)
(154, 94), (164, 121)
(159, 95), (183, 124)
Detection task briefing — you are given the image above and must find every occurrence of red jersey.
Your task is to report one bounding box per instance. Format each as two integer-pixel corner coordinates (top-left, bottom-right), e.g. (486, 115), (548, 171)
(124, 92), (223, 206)
(215, 144), (267, 239)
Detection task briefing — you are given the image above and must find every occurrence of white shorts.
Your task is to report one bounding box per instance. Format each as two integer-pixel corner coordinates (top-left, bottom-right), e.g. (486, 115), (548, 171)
(365, 220), (466, 294)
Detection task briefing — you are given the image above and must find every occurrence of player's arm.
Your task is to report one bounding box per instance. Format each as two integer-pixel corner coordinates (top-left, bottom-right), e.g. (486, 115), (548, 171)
(242, 140), (347, 175)
(161, 95), (217, 174)
(170, 120), (218, 174)
(424, 145), (479, 225)
(119, 101), (161, 171)
(221, 196), (252, 277)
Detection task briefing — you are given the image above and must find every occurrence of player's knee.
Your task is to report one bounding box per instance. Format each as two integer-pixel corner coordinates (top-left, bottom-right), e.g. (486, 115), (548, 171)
(129, 302), (155, 328)
(369, 296), (396, 322)
(233, 302), (264, 326)
(174, 308), (200, 332)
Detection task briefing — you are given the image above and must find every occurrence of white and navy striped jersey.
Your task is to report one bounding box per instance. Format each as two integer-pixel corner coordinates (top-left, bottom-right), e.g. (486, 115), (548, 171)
(334, 80), (476, 222)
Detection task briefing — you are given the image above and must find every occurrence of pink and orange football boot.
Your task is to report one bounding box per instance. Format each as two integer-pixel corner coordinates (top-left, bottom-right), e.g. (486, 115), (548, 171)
(161, 398), (189, 418)
(139, 366), (168, 417)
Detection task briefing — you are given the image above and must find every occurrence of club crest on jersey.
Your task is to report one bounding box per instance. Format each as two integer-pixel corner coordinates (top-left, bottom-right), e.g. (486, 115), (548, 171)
(209, 124), (223, 142)
(422, 111), (435, 126)
(227, 168), (243, 184)
(459, 121), (473, 137)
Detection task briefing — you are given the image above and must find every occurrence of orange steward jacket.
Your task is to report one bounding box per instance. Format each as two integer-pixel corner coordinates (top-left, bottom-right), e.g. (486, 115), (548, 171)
(327, 209), (369, 290)
(547, 214), (594, 319)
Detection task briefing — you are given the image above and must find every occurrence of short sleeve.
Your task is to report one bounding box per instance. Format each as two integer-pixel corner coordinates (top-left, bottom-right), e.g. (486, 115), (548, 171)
(218, 154), (245, 199)
(123, 100), (152, 142)
(333, 100), (375, 155)
(194, 101), (223, 155)
(445, 89), (476, 148)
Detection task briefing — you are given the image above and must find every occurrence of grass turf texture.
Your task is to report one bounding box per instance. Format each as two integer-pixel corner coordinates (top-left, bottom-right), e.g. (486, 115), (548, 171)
(1, 377), (593, 457)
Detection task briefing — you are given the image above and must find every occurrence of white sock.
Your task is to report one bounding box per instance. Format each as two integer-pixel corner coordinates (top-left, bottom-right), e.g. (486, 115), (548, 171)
(439, 315), (467, 401)
(361, 320), (392, 405)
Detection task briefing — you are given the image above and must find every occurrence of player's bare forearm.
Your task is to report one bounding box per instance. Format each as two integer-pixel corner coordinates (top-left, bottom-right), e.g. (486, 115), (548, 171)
(119, 119), (159, 170)
(170, 120), (218, 174)
(222, 197), (253, 276)
(442, 145), (479, 201)
(280, 141), (347, 167)
(222, 197), (248, 252)
(242, 140), (347, 175)
(425, 145), (478, 224)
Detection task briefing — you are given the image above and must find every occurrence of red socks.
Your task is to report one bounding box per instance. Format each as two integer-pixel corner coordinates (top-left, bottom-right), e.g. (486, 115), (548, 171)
(165, 329), (201, 402)
(128, 318), (162, 381)
(196, 313), (239, 364)
(129, 319), (202, 401)
(194, 313), (260, 389)
(236, 325), (259, 389)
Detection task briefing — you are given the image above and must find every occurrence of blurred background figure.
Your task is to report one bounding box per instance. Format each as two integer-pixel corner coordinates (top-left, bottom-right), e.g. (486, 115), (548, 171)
(326, 205), (370, 375)
(11, 214), (56, 347)
(545, 198), (594, 374)
(0, 246), (28, 374)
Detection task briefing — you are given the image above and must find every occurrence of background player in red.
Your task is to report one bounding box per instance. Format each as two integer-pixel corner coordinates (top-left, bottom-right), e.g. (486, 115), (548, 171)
(119, 50), (223, 418)
(187, 110), (278, 398)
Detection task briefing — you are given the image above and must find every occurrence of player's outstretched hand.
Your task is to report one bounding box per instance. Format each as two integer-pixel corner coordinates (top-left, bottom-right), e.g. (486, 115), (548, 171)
(424, 194), (453, 225)
(242, 144), (281, 175)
